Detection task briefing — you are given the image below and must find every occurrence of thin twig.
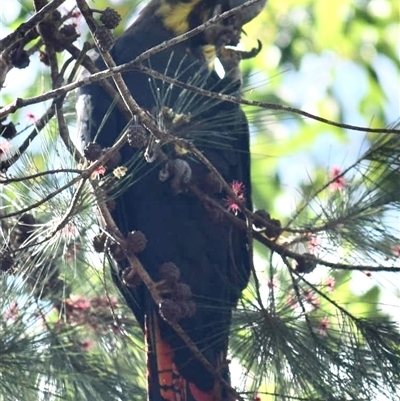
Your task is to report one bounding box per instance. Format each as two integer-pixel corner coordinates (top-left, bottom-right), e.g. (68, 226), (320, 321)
(189, 184), (400, 273)
(55, 97), (82, 164)
(0, 0), (66, 51)
(0, 104), (56, 171)
(51, 177), (88, 235)
(136, 65), (400, 135)
(0, 168), (81, 184)
(2, 59), (399, 136)
(0, 125), (131, 220)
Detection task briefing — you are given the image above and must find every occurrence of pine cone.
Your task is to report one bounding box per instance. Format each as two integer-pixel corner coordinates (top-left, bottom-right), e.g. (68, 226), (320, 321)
(100, 8), (122, 30)
(94, 26), (114, 52)
(159, 299), (181, 322)
(84, 142), (102, 161)
(10, 47), (30, 69)
(93, 234), (106, 253)
(173, 283), (192, 301)
(126, 231), (147, 254)
(159, 262), (180, 283)
(59, 24), (79, 42)
(0, 121), (17, 140)
(178, 300), (196, 318)
(295, 253), (317, 274)
(127, 124), (148, 148)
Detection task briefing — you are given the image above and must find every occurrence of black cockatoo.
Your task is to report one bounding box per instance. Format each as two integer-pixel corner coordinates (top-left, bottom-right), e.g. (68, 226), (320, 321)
(76, 0), (265, 399)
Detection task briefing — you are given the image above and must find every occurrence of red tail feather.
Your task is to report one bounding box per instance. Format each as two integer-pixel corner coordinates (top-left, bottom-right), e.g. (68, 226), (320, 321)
(146, 312), (220, 401)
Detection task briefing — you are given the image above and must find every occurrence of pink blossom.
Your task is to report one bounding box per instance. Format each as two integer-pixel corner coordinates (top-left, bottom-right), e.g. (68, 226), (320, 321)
(0, 140), (12, 156)
(69, 9), (83, 28)
(286, 295), (298, 309)
(330, 166), (345, 192)
(231, 180), (245, 197)
(391, 245), (400, 258)
(225, 198), (241, 214)
(304, 289), (320, 310)
(67, 295), (91, 311)
(324, 276), (335, 293)
(27, 112), (37, 122)
(225, 181), (245, 215)
(3, 301), (19, 321)
(70, 11), (81, 19)
(91, 165), (106, 180)
(61, 223), (77, 237)
(81, 339), (94, 351)
(90, 296), (118, 308)
(318, 316), (330, 336)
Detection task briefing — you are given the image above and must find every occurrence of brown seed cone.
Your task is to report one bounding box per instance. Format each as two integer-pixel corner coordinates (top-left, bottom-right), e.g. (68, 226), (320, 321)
(125, 231), (147, 254)
(59, 24), (79, 42)
(84, 142), (102, 161)
(94, 26), (114, 52)
(10, 48), (30, 69)
(159, 299), (182, 322)
(93, 234), (106, 253)
(100, 7), (122, 30)
(173, 283), (192, 301)
(1, 121), (17, 140)
(159, 262), (180, 283)
(295, 253), (317, 274)
(127, 124), (148, 148)
(178, 300), (196, 318)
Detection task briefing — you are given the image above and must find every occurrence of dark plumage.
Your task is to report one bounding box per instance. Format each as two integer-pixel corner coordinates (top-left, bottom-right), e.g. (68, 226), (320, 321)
(76, 0), (263, 399)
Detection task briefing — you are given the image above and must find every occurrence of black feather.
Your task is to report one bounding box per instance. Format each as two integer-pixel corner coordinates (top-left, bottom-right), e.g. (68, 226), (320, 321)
(76, 0), (253, 398)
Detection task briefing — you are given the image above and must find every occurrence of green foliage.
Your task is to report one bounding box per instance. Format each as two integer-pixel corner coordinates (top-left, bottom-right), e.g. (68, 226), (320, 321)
(1, 0), (399, 400)
(0, 278), (146, 401)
